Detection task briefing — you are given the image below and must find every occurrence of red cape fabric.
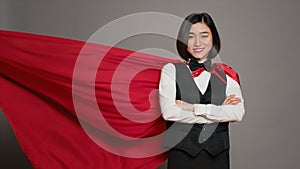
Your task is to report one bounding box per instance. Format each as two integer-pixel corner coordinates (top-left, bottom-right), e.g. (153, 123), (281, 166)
(0, 30), (240, 169)
(0, 30), (173, 169)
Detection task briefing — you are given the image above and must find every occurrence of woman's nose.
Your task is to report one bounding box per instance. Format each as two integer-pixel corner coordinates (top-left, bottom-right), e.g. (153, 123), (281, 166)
(193, 36), (201, 47)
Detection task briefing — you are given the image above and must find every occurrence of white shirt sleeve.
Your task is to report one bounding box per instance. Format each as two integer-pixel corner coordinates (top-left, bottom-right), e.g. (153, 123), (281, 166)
(193, 74), (245, 122)
(159, 63), (215, 124)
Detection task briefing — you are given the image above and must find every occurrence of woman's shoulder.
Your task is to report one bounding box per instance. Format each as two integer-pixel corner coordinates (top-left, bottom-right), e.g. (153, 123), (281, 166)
(162, 62), (175, 69)
(213, 62), (235, 70)
(213, 63), (240, 85)
(162, 61), (186, 69)
(161, 63), (176, 75)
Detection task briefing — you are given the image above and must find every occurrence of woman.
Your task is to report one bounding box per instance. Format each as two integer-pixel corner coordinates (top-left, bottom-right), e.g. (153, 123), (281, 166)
(159, 12), (245, 169)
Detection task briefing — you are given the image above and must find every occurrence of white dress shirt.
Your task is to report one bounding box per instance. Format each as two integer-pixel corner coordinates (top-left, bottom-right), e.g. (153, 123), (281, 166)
(159, 62), (245, 124)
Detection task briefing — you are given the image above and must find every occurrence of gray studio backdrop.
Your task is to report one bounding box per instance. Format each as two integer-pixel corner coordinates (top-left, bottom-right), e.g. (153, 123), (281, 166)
(1, 0), (300, 169)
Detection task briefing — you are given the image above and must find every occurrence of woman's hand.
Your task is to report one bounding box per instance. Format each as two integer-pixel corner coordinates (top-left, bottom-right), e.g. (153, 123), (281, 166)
(176, 100), (194, 112)
(222, 94), (241, 105)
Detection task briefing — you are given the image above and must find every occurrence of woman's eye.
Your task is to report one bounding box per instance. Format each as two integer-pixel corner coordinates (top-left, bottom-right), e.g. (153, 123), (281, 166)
(201, 35), (208, 38)
(188, 36), (194, 38)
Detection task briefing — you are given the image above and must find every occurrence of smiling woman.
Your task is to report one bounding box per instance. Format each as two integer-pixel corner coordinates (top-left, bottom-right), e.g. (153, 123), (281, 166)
(159, 12), (245, 169)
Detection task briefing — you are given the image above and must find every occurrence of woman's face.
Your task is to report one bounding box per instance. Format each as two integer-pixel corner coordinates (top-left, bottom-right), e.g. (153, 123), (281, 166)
(187, 22), (213, 61)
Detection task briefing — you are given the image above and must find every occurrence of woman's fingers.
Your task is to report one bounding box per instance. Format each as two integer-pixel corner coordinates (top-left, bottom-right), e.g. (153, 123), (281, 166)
(175, 100), (182, 105)
(176, 100), (194, 111)
(227, 98), (241, 105)
(226, 99), (241, 105)
(223, 94), (241, 105)
(223, 94), (234, 105)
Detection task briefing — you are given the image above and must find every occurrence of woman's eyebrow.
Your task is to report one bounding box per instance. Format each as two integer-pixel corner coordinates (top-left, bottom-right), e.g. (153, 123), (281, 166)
(189, 31), (209, 34)
(199, 31), (209, 34)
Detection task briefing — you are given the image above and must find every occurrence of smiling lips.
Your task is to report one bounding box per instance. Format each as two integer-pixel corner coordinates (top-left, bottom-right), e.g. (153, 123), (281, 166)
(193, 48), (204, 53)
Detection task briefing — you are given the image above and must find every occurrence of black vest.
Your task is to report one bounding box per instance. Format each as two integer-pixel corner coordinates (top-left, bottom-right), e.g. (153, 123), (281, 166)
(163, 63), (230, 157)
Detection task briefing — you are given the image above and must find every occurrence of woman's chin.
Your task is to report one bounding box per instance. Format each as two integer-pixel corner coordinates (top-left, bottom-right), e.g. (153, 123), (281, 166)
(192, 55), (206, 61)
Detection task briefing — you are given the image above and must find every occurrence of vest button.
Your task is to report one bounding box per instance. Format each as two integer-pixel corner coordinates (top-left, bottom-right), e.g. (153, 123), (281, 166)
(202, 128), (206, 131)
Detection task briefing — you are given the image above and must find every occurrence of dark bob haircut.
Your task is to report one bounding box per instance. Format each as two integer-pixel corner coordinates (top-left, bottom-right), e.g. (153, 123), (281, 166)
(176, 12), (221, 61)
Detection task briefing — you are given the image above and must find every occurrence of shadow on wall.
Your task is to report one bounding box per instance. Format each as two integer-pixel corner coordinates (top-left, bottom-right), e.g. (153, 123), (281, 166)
(0, 109), (32, 169)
